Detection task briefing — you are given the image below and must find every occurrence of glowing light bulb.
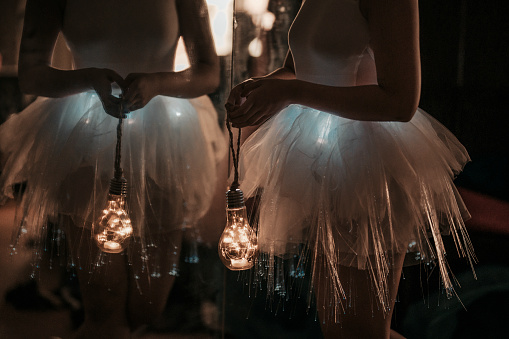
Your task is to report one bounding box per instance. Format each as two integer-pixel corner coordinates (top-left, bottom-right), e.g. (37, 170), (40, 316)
(248, 37), (263, 57)
(218, 188), (258, 270)
(93, 177), (133, 253)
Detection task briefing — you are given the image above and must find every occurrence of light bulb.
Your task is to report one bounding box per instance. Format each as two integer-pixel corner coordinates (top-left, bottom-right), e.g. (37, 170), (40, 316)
(248, 37), (263, 57)
(218, 188), (258, 270)
(93, 177), (133, 253)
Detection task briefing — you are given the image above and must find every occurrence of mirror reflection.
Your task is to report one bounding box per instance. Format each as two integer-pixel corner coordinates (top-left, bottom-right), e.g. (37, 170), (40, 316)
(1, 0), (229, 338)
(1, 1), (508, 339)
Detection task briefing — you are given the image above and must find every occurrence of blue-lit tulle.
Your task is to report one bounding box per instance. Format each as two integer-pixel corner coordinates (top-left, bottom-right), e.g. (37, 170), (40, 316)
(237, 105), (475, 315)
(0, 91), (226, 271)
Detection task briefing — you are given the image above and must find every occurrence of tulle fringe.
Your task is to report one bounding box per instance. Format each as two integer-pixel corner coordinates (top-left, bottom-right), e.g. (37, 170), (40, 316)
(236, 105), (476, 318)
(1, 92), (227, 276)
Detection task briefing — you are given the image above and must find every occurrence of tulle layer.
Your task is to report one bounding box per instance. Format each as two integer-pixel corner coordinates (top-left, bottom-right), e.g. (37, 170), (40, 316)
(0, 92), (226, 270)
(237, 105), (475, 313)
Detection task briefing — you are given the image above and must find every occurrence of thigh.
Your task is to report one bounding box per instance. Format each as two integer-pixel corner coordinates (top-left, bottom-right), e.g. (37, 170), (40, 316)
(126, 229), (183, 327)
(317, 251), (406, 339)
(64, 215), (130, 321)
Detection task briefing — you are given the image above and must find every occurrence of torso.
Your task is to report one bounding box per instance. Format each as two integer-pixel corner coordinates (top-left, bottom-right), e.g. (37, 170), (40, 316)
(289, 0), (377, 87)
(62, 0), (180, 77)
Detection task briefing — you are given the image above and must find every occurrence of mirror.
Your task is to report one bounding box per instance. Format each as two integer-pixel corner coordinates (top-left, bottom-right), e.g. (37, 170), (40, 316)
(0, 1), (234, 338)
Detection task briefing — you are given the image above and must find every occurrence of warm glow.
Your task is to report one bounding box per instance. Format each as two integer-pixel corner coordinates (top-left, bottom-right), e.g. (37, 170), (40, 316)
(248, 37), (263, 57)
(104, 241), (121, 251)
(218, 206), (258, 270)
(93, 194), (133, 253)
(174, 37), (190, 71)
(206, 0), (233, 56)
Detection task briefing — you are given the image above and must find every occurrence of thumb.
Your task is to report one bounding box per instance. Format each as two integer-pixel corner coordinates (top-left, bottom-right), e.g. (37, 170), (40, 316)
(105, 69), (126, 91)
(241, 81), (262, 97)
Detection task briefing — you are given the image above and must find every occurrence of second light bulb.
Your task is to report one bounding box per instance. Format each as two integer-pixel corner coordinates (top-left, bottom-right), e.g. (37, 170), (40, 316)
(218, 188), (258, 270)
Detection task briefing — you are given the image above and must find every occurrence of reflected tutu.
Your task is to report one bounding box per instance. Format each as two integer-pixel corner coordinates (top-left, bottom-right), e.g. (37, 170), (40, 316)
(237, 104), (475, 310)
(0, 91), (226, 270)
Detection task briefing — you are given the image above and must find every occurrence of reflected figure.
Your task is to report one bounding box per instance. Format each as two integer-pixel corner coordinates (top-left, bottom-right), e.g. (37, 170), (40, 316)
(227, 0), (475, 338)
(0, 0), (226, 338)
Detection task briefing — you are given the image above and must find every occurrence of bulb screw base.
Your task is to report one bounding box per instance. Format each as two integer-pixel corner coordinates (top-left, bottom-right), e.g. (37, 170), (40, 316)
(109, 177), (127, 196)
(226, 187), (245, 209)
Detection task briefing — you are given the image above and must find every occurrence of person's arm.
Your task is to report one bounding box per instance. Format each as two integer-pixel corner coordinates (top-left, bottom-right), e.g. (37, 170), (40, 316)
(175, 0), (220, 95)
(262, 50), (297, 80)
(228, 0), (421, 127)
(18, 0), (125, 115)
(123, 0), (219, 111)
(226, 49), (296, 112)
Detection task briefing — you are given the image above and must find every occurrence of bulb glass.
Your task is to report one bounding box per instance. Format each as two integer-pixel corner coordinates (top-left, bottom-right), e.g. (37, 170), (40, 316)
(218, 206), (258, 270)
(93, 193), (133, 253)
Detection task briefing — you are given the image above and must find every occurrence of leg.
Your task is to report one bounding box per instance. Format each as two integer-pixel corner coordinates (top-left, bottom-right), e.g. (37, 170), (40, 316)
(196, 150), (228, 246)
(65, 216), (131, 339)
(67, 217), (184, 335)
(62, 169), (186, 335)
(125, 177), (188, 331)
(126, 229), (183, 331)
(317, 252), (406, 339)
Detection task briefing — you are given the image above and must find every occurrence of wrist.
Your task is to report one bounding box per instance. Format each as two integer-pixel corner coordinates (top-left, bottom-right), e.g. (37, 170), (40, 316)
(284, 79), (300, 106)
(151, 72), (165, 96)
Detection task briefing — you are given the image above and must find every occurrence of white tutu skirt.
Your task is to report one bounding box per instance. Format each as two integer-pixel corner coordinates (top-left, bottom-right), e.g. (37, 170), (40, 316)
(237, 105), (475, 310)
(0, 91), (226, 271)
